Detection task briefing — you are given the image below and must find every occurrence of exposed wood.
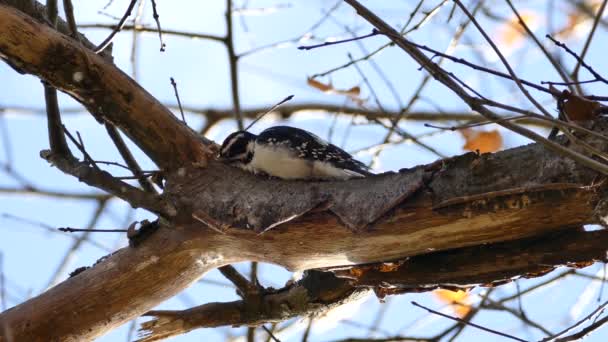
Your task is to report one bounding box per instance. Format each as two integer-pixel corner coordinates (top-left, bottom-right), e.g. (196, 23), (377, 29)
(137, 229), (608, 341)
(1, 2), (608, 341)
(1, 126), (605, 340)
(0, 4), (210, 169)
(335, 228), (608, 293)
(138, 270), (366, 342)
(0, 222), (230, 342)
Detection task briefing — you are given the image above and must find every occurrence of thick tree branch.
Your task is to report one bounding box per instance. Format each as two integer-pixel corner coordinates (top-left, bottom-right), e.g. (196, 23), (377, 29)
(342, 0), (608, 175)
(0, 3), (211, 169)
(2, 2), (608, 342)
(1, 115), (606, 340)
(138, 228), (608, 341)
(138, 270), (365, 342)
(335, 228), (608, 293)
(40, 149), (174, 215)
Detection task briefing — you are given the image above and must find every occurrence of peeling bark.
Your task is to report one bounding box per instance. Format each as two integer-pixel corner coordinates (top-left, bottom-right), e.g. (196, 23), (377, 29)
(138, 270), (366, 342)
(137, 229), (608, 341)
(1, 1), (608, 341)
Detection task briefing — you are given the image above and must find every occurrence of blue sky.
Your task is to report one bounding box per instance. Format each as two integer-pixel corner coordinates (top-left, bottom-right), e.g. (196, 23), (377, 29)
(2, 0), (608, 341)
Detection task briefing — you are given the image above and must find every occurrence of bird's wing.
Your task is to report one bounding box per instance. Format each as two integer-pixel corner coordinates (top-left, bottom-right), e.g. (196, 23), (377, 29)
(257, 126), (372, 176)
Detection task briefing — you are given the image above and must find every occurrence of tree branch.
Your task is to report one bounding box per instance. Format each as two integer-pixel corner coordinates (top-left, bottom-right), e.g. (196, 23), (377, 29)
(138, 270), (365, 342)
(0, 3), (211, 169)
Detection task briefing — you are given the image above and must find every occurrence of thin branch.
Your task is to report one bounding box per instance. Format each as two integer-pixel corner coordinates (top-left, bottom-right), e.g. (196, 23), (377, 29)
(571, 0), (608, 90)
(169, 77), (186, 125)
(547, 35), (608, 85)
(46, 0), (57, 26)
(39, 149), (175, 216)
(78, 24), (225, 42)
(343, 0), (608, 175)
(62, 0), (78, 37)
(149, 0), (166, 51)
(45, 200), (109, 289)
(43, 84), (72, 157)
(504, 0), (574, 93)
(298, 30), (380, 50)
(453, 0), (553, 118)
(43, 1), (73, 160)
(58, 227), (128, 233)
(411, 301), (527, 342)
(105, 123), (157, 194)
(542, 299), (608, 341)
(226, 0), (244, 130)
(555, 315), (608, 342)
(94, 0), (138, 53)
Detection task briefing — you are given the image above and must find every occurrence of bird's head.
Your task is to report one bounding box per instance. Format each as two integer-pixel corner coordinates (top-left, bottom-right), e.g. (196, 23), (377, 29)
(218, 131), (256, 164)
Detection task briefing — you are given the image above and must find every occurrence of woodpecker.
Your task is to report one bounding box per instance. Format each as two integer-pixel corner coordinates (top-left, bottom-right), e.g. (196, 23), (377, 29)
(218, 126), (373, 180)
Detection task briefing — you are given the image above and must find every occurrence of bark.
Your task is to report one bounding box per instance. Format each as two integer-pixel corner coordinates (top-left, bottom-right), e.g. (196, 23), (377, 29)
(1, 131), (605, 340)
(1, 2), (608, 341)
(138, 270), (367, 342)
(137, 228), (608, 341)
(0, 3), (210, 170)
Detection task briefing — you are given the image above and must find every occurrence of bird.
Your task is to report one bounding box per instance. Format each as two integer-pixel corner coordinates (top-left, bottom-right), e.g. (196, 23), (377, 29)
(218, 125), (373, 180)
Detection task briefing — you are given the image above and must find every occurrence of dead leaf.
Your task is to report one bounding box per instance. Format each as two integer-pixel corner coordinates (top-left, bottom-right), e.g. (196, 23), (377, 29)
(307, 78), (365, 105)
(495, 10), (539, 52)
(434, 289), (471, 317)
(307, 78), (333, 93)
(349, 267), (364, 278)
(557, 0), (603, 39)
(562, 91), (601, 121)
(378, 262), (400, 272)
(461, 129), (503, 153)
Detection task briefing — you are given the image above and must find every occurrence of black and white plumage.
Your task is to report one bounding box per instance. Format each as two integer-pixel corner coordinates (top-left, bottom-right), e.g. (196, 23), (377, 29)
(218, 126), (373, 180)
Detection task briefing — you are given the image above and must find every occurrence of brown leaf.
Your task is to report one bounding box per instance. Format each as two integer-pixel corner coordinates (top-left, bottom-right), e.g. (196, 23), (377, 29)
(562, 91), (601, 121)
(495, 10), (539, 51)
(556, 0), (603, 39)
(307, 77), (334, 93)
(349, 267), (365, 278)
(434, 289), (471, 317)
(461, 129), (503, 153)
(307, 78), (364, 103)
(378, 262), (400, 272)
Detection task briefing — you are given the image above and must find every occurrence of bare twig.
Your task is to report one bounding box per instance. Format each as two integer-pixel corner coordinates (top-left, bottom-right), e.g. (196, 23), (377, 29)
(150, 0), (166, 51)
(39, 149), (175, 216)
(169, 77), (186, 125)
(298, 30), (380, 50)
(261, 325), (281, 342)
(45, 200), (108, 289)
(343, 0), (608, 175)
(542, 299), (608, 341)
(504, 0), (574, 93)
(547, 35), (608, 85)
(104, 123), (157, 194)
(78, 24), (225, 42)
(411, 301), (526, 342)
(62, 0), (78, 37)
(571, 0), (608, 91)
(225, 0), (244, 130)
(58, 227), (128, 233)
(94, 0), (138, 53)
